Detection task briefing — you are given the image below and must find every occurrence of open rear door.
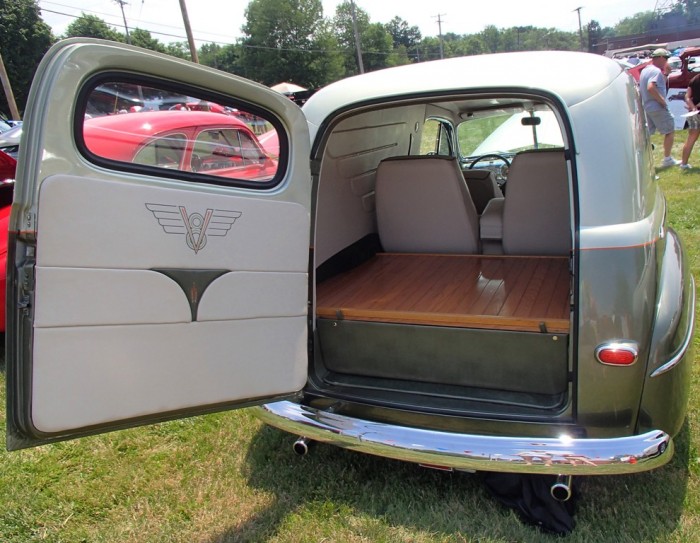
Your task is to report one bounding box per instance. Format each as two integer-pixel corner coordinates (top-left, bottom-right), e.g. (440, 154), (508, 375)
(6, 39), (312, 450)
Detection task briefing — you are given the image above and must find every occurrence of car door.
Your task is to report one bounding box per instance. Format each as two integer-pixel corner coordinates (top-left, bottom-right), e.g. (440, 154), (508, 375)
(6, 39), (312, 450)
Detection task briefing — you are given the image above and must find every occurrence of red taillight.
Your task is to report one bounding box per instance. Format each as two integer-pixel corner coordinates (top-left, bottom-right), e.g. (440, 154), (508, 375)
(595, 342), (639, 366)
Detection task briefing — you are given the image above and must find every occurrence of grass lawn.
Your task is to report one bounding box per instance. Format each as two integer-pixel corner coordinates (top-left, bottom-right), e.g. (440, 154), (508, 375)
(1, 133), (699, 542)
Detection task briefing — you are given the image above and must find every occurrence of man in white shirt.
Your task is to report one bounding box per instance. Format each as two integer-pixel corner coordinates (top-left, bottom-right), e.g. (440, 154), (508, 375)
(639, 48), (680, 168)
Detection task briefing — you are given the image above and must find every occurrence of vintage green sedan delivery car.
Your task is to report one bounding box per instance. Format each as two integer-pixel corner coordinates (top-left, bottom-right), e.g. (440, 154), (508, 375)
(6, 39), (695, 502)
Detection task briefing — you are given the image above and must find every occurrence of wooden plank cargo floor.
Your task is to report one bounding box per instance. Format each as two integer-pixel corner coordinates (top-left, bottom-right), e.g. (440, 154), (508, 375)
(316, 253), (571, 334)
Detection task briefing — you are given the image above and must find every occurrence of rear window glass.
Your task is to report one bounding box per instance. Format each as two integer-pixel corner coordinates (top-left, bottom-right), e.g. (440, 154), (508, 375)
(80, 79), (283, 187)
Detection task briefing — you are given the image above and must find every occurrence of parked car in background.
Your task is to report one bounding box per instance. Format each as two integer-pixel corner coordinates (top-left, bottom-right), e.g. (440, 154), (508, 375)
(0, 150), (15, 332)
(83, 109), (278, 182)
(667, 47), (700, 129)
(0, 125), (22, 159)
(5, 42), (695, 516)
(0, 149), (15, 181)
(0, 92), (278, 333)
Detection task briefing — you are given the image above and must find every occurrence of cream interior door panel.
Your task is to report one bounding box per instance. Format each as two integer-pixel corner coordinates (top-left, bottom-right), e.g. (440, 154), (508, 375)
(37, 175), (309, 272)
(34, 268), (192, 327)
(197, 271), (308, 321)
(27, 165), (309, 436)
(31, 317), (308, 433)
(34, 269), (308, 327)
(7, 39), (313, 449)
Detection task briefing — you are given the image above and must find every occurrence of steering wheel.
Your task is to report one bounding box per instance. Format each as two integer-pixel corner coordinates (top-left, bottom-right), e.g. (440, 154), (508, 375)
(468, 153), (511, 190)
(468, 153), (511, 169)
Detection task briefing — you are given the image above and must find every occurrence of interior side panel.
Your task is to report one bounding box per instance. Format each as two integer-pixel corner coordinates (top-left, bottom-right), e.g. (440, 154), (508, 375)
(314, 105), (425, 266)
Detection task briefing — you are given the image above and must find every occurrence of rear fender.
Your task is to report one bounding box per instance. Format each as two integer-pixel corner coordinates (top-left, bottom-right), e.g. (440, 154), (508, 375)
(638, 228), (695, 436)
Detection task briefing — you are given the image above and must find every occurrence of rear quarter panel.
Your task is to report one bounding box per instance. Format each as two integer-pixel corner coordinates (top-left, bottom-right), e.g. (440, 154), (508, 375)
(573, 72), (673, 438)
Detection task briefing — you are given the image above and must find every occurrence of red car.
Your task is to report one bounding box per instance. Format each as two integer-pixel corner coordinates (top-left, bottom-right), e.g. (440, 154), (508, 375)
(0, 150), (16, 332)
(83, 110), (278, 182)
(0, 111), (279, 332)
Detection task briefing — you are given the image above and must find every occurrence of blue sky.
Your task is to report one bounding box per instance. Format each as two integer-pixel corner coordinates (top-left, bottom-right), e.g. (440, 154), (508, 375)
(39, 0), (661, 45)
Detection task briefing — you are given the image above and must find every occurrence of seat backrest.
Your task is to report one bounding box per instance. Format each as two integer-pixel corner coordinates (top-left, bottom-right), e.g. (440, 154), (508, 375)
(461, 169), (504, 214)
(502, 150), (571, 255)
(375, 156), (480, 254)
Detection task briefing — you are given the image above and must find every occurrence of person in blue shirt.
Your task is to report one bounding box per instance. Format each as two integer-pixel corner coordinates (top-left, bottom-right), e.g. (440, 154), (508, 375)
(640, 48), (680, 168)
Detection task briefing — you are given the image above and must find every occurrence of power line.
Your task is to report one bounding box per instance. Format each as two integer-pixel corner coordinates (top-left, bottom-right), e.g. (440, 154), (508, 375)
(39, 1), (237, 45)
(39, 8), (192, 41)
(38, 2), (444, 60)
(38, 7), (416, 58)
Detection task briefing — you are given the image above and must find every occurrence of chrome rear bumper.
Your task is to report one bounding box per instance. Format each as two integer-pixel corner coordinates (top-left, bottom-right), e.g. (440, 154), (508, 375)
(254, 401), (673, 475)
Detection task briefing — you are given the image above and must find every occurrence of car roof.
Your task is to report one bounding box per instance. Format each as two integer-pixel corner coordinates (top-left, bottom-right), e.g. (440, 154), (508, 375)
(303, 51), (623, 129)
(680, 47), (700, 59)
(84, 110), (250, 135)
(83, 110), (254, 162)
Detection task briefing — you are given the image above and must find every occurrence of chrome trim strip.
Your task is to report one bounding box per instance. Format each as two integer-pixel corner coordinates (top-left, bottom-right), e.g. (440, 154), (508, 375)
(651, 277), (696, 378)
(255, 402), (673, 475)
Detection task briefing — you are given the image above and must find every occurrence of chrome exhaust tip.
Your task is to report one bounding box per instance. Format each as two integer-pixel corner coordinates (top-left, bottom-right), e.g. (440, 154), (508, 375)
(550, 474), (573, 502)
(293, 436), (312, 456)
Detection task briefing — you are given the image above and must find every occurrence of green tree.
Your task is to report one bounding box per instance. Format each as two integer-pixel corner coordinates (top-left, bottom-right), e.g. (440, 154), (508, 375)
(440, 33), (471, 58)
(480, 25), (500, 53)
(130, 28), (166, 52)
(500, 28), (519, 52)
(463, 36), (487, 56)
(614, 11), (655, 35)
(305, 28), (346, 85)
(64, 14), (123, 41)
(416, 36), (443, 61)
(163, 42), (190, 60)
(0, 0), (54, 116)
(359, 22), (394, 72)
(385, 44), (411, 67)
(240, 0), (343, 87)
(385, 16), (421, 60)
(333, 1), (370, 74)
(651, 1), (697, 29)
(333, 2), (396, 74)
(586, 20), (603, 52)
(199, 43), (242, 74)
(678, 0), (700, 23)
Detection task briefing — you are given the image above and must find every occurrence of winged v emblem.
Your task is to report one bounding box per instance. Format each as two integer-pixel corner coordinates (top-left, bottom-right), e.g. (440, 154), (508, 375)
(146, 203), (242, 253)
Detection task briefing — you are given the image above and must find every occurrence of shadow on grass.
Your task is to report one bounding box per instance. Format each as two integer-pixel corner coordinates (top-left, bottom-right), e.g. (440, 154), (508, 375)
(208, 419), (691, 542)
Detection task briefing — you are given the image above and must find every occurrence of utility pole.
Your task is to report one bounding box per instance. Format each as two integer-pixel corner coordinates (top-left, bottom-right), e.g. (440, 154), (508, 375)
(350, 0), (364, 74)
(178, 0), (200, 63)
(114, 0), (131, 44)
(435, 14), (446, 59)
(573, 6), (584, 51)
(0, 52), (20, 120)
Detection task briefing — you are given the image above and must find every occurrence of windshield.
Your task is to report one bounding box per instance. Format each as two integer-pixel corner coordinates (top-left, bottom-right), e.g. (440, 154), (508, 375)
(457, 109), (564, 159)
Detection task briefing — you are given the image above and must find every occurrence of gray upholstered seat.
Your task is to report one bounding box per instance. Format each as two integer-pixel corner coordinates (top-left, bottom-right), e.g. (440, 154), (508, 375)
(375, 156), (480, 254)
(501, 149), (571, 256)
